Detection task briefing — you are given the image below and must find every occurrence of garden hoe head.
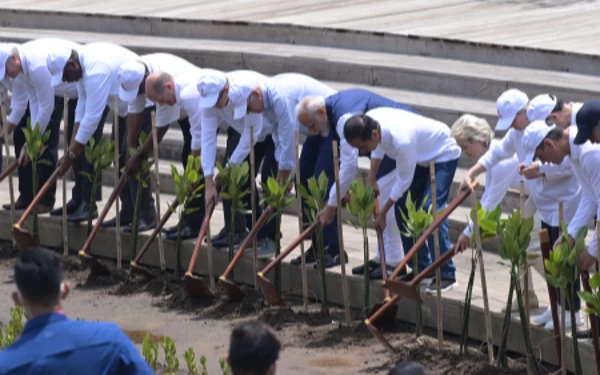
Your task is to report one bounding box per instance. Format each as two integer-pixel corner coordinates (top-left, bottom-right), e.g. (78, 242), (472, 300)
(256, 272), (286, 306)
(182, 203), (215, 299)
(365, 318), (398, 354)
(78, 250), (110, 275)
(130, 198), (179, 279)
(12, 224), (37, 250)
(219, 206), (274, 301)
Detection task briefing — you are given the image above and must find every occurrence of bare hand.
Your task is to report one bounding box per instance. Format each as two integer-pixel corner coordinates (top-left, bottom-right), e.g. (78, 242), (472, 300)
(553, 234), (574, 251)
(455, 233), (471, 253)
(341, 191), (351, 208)
(18, 147), (29, 167)
(518, 162), (543, 180)
(125, 153), (144, 177)
(57, 155), (73, 177)
(374, 210), (387, 231)
(205, 180), (218, 211)
(578, 249), (597, 271)
(316, 205), (336, 228)
(458, 175), (475, 193)
(369, 181), (380, 197)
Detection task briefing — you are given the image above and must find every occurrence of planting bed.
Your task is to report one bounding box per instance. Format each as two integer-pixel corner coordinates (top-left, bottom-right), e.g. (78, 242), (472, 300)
(0, 242), (539, 374)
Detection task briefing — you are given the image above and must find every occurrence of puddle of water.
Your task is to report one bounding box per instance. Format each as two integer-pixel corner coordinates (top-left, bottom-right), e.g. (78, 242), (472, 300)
(123, 329), (162, 344)
(308, 357), (352, 368)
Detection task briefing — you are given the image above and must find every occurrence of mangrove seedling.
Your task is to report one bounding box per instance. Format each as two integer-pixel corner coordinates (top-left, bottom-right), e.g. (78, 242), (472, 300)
(346, 179), (377, 318)
(261, 174), (295, 293)
(219, 357), (231, 375)
(579, 271), (600, 315)
(184, 347), (199, 375)
(298, 170), (330, 315)
(399, 191), (433, 338)
(200, 355), (208, 375)
(545, 225), (588, 375)
(0, 305), (24, 349)
(21, 119), (52, 243)
(460, 202), (501, 356)
(170, 154), (204, 278)
(216, 161), (250, 269)
(142, 332), (159, 371)
(80, 138), (115, 235)
(496, 210), (540, 374)
(127, 131), (154, 260)
(161, 335), (179, 375)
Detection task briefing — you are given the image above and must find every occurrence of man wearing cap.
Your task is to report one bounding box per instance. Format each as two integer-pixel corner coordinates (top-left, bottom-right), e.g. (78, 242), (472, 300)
(0, 39), (83, 215)
(537, 95), (583, 129)
(194, 70), (279, 257)
(459, 89), (583, 328)
(119, 53), (205, 240)
(48, 42), (157, 232)
(569, 100), (600, 145)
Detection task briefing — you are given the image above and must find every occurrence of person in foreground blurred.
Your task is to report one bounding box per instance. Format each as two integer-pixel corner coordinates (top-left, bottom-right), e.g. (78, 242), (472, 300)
(388, 361), (431, 375)
(228, 320), (281, 375)
(0, 247), (153, 375)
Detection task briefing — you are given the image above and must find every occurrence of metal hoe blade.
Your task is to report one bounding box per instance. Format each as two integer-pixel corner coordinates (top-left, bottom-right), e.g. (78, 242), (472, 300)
(257, 273), (285, 306)
(129, 261), (157, 279)
(219, 276), (245, 301)
(365, 319), (397, 354)
(183, 272), (215, 299)
(78, 250), (110, 275)
(385, 279), (423, 303)
(12, 225), (37, 250)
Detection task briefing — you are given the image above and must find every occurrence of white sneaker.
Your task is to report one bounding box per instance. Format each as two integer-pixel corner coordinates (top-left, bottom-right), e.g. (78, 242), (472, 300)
(533, 307), (553, 326)
(257, 238), (276, 260)
(544, 310), (583, 331)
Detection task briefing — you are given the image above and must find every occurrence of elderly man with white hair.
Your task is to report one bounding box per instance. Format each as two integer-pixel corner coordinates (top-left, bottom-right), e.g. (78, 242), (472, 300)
(0, 39), (80, 215)
(47, 42), (157, 232)
(458, 90), (583, 329)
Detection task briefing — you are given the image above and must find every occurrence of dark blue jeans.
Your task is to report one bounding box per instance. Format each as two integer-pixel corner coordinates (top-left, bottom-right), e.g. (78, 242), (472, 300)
(394, 159), (458, 280)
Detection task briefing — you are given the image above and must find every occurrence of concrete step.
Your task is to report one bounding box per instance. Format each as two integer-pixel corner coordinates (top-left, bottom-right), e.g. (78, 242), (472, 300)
(0, 26), (598, 121)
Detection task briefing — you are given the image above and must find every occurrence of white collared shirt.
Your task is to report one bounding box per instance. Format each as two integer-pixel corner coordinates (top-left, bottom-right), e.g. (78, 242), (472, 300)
(74, 42), (138, 144)
(571, 102), (583, 126)
(128, 53), (200, 126)
(567, 126), (600, 255)
(478, 126), (580, 225)
(200, 70), (270, 176)
(368, 107), (461, 202)
(259, 73), (336, 172)
(6, 38), (80, 133)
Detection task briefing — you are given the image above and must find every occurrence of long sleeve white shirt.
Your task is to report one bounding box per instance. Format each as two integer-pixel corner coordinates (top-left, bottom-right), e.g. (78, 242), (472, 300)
(368, 107), (461, 202)
(74, 43), (138, 144)
(478, 126), (580, 225)
(245, 73), (336, 173)
(128, 53), (200, 126)
(6, 38), (80, 133)
(200, 70), (270, 176)
(567, 126), (600, 256)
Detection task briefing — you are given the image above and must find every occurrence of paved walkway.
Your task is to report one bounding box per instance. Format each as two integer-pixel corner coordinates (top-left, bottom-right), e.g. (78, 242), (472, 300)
(4, 0), (600, 54)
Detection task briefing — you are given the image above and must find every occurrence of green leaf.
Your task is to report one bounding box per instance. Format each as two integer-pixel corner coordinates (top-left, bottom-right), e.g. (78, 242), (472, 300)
(545, 273), (562, 289)
(590, 273), (600, 290)
(37, 159), (53, 166)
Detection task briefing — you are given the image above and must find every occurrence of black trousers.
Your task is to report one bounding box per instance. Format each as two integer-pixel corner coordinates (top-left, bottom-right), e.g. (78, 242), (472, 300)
(112, 107), (156, 222)
(542, 221), (581, 312)
(178, 117), (205, 227)
(222, 126), (277, 240)
(13, 97), (62, 206)
(66, 99), (107, 205)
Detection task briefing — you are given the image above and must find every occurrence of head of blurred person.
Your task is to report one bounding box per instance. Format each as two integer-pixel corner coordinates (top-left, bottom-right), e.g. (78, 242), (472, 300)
(228, 320), (281, 375)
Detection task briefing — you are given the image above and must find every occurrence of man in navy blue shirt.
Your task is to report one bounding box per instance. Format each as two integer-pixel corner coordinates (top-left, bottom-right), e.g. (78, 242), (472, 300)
(294, 88), (418, 272)
(0, 247), (153, 375)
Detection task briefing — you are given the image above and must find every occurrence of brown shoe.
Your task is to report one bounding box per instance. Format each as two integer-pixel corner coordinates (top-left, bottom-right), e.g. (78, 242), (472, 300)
(3, 200), (28, 211)
(35, 204), (53, 215)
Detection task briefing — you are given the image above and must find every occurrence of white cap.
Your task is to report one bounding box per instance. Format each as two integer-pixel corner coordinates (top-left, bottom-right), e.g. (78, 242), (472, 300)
(47, 46), (73, 87)
(522, 120), (554, 167)
(496, 89), (529, 131)
(181, 71), (228, 108)
(118, 60), (145, 103)
(0, 46), (11, 81)
(228, 85), (252, 120)
(527, 94), (556, 122)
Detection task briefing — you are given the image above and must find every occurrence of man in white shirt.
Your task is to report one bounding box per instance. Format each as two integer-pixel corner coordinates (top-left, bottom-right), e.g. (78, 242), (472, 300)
(344, 107), (462, 292)
(191, 70), (278, 258)
(459, 89), (583, 328)
(118, 54), (204, 240)
(522, 112), (600, 337)
(47, 42), (157, 232)
(0, 39), (81, 214)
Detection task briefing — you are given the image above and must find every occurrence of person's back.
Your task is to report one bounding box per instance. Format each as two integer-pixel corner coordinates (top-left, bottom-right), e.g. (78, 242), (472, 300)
(388, 361), (430, 375)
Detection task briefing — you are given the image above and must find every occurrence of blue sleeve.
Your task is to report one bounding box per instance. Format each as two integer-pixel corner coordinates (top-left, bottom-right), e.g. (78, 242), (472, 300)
(113, 332), (154, 375)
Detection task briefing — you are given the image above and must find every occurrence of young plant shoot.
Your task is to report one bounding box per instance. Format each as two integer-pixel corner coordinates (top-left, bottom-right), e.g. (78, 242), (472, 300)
(170, 155), (204, 278)
(261, 174), (295, 293)
(142, 333), (159, 371)
(399, 191), (433, 337)
(346, 179), (377, 317)
(298, 171), (330, 315)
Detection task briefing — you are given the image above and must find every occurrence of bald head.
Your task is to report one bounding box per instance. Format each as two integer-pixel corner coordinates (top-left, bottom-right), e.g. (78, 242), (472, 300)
(296, 96), (328, 135)
(146, 72), (176, 106)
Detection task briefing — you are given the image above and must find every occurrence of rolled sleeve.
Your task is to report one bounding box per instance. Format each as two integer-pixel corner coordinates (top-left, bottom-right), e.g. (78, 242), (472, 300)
(29, 66), (55, 133)
(371, 144), (385, 160)
(75, 73), (111, 144)
(200, 108), (219, 176)
(328, 138), (359, 207)
(6, 78), (29, 125)
(539, 159), (574, 181)
(478, 131), (516, 171)
(156, 103), (180, 128)
(229, 113), (262, 166)
(127, 95), (146, 115)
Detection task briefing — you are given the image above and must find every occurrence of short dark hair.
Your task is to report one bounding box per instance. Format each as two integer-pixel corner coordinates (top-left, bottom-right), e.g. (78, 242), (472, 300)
(343, 114), (379, 142)
(388, 361), (430, 375)
(14, 247), (62, 307)
(228, 321), (281, 375)
(552, 97), (564, 113)
(537, 127), (564, 151)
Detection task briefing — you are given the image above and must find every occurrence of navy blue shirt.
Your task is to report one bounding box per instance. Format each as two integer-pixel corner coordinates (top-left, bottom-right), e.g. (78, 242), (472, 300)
(0, 312), (153, 375)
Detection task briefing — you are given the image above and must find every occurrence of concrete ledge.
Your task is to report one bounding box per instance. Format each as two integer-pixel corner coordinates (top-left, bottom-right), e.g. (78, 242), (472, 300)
(2, 8), (600, 75)
(0, 210), (592, 374)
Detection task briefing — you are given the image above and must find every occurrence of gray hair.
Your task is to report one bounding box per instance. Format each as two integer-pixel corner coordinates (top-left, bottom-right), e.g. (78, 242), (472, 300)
(296, 96), (326, 119)
(451, 114), (494, 145)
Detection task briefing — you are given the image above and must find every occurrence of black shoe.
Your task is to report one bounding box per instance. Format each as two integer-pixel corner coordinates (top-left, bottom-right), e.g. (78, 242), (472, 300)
(313, 250), (349, 269)
(67, 202), (97, 223)
(291, 246), (316, 266)
(403, 271), (434, 284)
(123, 218), (158, 233)
(50, 199), (79, 216)
(575, 329), (595, 339)
(425, 278), (458, 294)
(369, 264), (403, 280)
(352, 260), (380, 275)
(208, 227), (228, 244)
(3, 199), (29, 211)
(162, 225), (179, 235)
(211, 229), (248, 248)
(166, 224), (199, 241)
(102, 216), (133, 228)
